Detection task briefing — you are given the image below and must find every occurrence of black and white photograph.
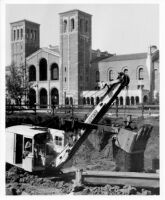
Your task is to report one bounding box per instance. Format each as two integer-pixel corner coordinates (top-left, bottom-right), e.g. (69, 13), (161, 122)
(0, 0), (162, 197)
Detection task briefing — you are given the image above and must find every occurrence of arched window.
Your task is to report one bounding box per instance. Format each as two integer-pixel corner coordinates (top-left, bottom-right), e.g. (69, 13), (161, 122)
(29, 65), (36, 81)
(14, 30), (16, 40)
(96, 71), (100, 82)
(70, 97), (73, 105)
(139, 68), (144, 80)
(131, 96), (134, 105)
(126, 96), (130, 105)
(85, 20), (88, 32)
(87, 97), (90, 105)
(51, 88), (59, 105)
(65, 97), (69, 105)
(119, 97), (123, 106)
(28, 89), (36, 107)
(39, 58), (47, 81)
(80, 19), (83, 32)
(109, 70), (114, 81)
(71, 18), (75, 31)
(83, 97), (86, 105)
(143, 95), (148, 104)
(40, 88), (47, 108)
(124, 69), (128, 75)
(64, 20), (67, 33)
(21, 29), (23, 40)
(91, 97), (94, 105)
(26, 29), (29, 39)
(51, 63), (59, 80)
(96, 97), (100, 105)
(17, 29), (19, 40)
(135, 96), (139, 105)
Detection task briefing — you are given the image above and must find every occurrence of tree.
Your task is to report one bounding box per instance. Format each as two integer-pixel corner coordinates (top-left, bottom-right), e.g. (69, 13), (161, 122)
(6, 63), (31, 105)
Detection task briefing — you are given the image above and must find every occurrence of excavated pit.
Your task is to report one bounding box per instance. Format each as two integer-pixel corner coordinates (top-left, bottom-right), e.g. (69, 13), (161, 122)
(6, 114), (159, 195)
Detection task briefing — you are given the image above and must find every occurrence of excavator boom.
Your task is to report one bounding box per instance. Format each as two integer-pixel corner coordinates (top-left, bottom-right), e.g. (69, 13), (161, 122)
(53, 72), (130, 169)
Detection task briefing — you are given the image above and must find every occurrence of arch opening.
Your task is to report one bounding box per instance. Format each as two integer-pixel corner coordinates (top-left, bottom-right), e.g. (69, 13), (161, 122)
(51, 63), (59, 80)
(29, 65), (36, 81)
(135, 96), (139, 105)
(87, 97), (90, 105)
(51, 88), (59, 106)
(119, 96), (123, 106)
(96, 97), (100, 105)
(126, 96), (130, 106)
(143, 95), (148, 104)
(28, 89), (36, 107)
(40, 88), (47, 108)
(91, 97), (94, 105)
(131, 96), (135, 105)
(39, 58), (47, 81)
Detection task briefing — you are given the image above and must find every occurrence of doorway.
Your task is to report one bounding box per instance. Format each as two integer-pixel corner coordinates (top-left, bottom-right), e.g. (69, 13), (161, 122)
(15, 134), (23, 164)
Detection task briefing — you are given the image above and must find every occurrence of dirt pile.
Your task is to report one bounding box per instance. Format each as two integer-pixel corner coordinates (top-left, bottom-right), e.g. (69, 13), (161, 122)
(6, 166), (73, 195)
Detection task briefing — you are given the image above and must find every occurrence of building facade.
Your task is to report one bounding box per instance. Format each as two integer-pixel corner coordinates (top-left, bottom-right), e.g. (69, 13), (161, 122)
(7, 9), (159, 107)
(26, 46), (60, 107)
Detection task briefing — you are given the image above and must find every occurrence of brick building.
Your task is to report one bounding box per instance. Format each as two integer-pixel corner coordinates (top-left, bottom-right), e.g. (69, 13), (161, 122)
(10, 20), (40, 67)
(59, 10), (92, 105)
(85, 49), (158, 106)
(7, 9), (159, 107)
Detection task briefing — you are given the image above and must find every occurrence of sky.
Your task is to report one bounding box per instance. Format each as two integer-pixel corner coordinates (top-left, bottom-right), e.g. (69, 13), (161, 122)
(5, 4), (159, 65)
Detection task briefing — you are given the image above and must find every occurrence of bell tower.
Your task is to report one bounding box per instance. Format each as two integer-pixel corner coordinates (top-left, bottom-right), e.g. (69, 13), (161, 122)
(10, 20), (40, 67)
(59, 10), (92, 105)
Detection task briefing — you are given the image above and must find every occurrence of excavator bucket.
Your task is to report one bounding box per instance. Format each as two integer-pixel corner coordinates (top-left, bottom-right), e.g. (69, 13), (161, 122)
(114, 124), (153, 172)
(115, 125), (153, 154)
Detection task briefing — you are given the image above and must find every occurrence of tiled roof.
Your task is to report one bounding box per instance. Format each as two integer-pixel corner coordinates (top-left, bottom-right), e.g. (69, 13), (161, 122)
(10, 19), (40, 26)
(101, 53), (148, 62)
(59, 9), (92, 16)
(90, 55), (112, 63)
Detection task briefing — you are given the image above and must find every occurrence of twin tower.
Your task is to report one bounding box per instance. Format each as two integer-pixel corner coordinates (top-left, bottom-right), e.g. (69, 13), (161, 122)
(10, 9), (92, 105)
(59, 10), (92, 104)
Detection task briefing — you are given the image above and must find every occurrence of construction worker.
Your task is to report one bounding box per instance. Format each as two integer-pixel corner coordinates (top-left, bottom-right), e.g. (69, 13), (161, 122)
(23, 140), (32, 159)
